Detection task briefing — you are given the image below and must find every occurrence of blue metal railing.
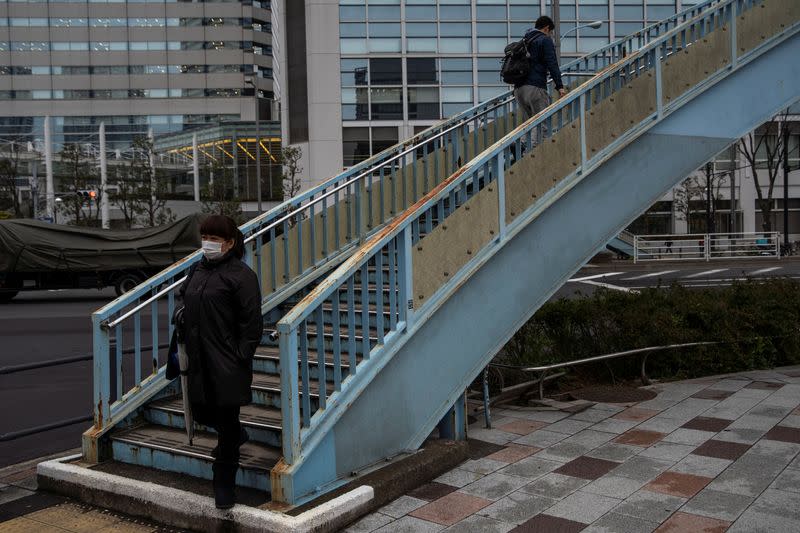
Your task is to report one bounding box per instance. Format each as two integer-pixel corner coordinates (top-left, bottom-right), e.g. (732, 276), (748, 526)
(84, 0), (724, 453)
(276, 0), (797, 466)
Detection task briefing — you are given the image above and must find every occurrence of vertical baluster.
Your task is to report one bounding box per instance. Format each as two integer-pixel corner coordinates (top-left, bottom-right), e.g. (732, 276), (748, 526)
(361, 264), (370, 359)
(346, 183), (353, 241)
(388, 237), (397, 330)
(334, 189), (341, 250)
(309, 197), (316, 267)
(379, 167), (386, 224)
(321, 192), (329, 260)
(367, 173), (374, 230)
(270, 227), (278, 291)
(255, 234), (263, 291)
(390, 158), (397, 216)
(401, 154), (408, 210)
(375, 248), (385, 343)
(411, 148), (418, 203)
(422, 142), (429, 194)
(315, 306), (326, 410)
(151, 288), (158, 374)
(282, 218), (290, 283)
(412, 218), (420, 244)
(134, 311), (142, 386)
(347, 276), (357, 374)
(355, 177), (363, 240)
(297, 212), (304, 274)
(331, 294), (342, 390)
(115, 323), (123, 400)
(168, 289), (175, 338)
(299, 320), (311, 427)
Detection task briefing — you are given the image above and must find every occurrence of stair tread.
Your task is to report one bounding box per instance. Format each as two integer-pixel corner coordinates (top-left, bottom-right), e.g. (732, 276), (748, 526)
(252, 372), (335, 396)
(149, 397), (283, 429)
(255, 345), (364, 366)
(112, 424), (280, 471)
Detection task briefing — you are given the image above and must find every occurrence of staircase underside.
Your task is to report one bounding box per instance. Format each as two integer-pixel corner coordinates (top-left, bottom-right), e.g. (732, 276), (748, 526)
(274, 29), (800, 503)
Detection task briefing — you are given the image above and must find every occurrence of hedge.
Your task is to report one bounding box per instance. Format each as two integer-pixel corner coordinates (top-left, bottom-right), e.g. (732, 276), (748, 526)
(499, 279), (800, 383)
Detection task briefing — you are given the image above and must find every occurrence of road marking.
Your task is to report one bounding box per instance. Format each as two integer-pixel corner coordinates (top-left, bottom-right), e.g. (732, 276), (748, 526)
(622, 270), (679, 281)
(575, 279), (639, 293)
(569, 272), (623, 282)
(749, 266), (781, 275)
(683, 269), (728, 279)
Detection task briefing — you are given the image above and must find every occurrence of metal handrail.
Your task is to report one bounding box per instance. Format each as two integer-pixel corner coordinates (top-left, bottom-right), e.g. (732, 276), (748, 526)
(275, 0), (796, 469)
(243, 96), (516, 245)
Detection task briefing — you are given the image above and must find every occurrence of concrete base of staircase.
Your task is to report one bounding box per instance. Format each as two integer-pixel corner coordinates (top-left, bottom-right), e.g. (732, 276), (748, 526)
(36, 455), (372, 533)
(36, 439), (469, 532)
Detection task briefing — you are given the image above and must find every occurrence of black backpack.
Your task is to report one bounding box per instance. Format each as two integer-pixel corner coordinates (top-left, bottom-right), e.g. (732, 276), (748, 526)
(500, 34), (535, 85)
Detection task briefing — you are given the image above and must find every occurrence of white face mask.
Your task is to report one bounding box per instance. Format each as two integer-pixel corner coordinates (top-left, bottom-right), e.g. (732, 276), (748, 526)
(201, 240), (224, 260)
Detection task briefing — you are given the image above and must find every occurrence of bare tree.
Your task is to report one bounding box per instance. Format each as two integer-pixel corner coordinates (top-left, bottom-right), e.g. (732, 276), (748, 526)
(58, 143), (100, 226)
(111, 137), (174, 228)
(738, 110), (791, 232)
(280, 146), (304, 199)
(201, 160), (243, 223)
(0, 142), (23, 218)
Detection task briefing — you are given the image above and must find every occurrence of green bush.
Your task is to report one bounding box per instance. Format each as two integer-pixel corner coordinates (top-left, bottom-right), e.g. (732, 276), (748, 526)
(501, 279), (800, 383)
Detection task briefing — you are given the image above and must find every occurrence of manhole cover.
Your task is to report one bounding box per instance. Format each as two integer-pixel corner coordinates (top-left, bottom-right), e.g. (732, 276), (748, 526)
(569, 385), (657, 403)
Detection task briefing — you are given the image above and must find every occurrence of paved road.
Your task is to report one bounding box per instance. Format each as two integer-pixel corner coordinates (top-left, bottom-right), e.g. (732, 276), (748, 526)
(554, 258), (800, 298)
(1, 259), (798, 468)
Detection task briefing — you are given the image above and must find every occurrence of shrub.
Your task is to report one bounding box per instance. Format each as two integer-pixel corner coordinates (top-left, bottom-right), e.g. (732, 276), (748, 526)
(500, 279), (800, 384)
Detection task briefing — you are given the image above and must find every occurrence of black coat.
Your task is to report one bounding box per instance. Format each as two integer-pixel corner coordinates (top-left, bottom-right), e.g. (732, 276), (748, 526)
(181, 253), (263, 406)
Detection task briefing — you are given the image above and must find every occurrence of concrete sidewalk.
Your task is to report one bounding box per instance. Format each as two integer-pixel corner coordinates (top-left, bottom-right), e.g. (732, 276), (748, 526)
(0, 451), (187, 532)
(344, 367), (800, 533)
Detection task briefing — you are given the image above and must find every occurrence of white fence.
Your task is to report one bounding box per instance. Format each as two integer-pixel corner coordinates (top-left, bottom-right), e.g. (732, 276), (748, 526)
(633, 232), (780, 262)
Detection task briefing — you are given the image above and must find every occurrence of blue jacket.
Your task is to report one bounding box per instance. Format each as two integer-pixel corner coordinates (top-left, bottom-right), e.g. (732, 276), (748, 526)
(517, 29), (563, 91)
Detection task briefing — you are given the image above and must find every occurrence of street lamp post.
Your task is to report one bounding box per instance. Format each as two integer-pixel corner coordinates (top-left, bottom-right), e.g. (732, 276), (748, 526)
(558, 20), (604, 63)
(245, 77), (262, 214)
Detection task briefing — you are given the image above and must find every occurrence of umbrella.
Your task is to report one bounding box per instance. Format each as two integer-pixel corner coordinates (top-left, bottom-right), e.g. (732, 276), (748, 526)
(174, 307), (194, 446)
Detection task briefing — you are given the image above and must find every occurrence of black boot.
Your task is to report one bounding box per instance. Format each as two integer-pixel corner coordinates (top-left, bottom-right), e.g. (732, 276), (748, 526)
(211, 427), (248, 458)
(213, 463), (238, 510)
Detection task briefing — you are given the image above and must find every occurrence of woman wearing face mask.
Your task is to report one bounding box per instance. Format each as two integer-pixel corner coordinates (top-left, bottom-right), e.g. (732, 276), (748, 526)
(181, 214), (263, 509)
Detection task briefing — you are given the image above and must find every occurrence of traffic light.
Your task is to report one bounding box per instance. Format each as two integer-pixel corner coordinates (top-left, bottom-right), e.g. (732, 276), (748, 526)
(76, 189), (98, 203)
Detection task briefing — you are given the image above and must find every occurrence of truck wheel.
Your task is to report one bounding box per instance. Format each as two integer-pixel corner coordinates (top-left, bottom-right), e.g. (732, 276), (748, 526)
(0, 290), (19, 303)
(114, 273), (142, 296)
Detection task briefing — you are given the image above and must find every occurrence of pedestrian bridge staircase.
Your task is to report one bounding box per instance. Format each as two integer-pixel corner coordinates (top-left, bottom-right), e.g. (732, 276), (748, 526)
(83, 0), (800, 507)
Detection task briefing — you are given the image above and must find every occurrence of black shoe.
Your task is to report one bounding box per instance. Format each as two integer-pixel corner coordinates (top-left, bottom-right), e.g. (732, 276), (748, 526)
(211, 427), (249, 458)
(213, 464), (238, 510)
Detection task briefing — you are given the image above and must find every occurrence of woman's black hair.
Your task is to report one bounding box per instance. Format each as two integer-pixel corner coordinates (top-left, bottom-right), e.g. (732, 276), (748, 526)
(200, 215), (245, 259)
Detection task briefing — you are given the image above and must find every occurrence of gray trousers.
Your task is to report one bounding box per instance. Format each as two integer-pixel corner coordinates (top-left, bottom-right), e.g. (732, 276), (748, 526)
(514, 85), (551, 145)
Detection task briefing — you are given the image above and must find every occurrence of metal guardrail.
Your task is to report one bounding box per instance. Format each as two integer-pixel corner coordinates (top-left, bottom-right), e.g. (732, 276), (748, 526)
(634, 232), (781, 262)
(83, 1), (724, 450)
(276, 0), (790, 466)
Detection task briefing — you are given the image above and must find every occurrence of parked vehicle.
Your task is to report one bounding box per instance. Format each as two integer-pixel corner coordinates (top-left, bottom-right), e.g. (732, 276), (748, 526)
(0, 215), (202, 302)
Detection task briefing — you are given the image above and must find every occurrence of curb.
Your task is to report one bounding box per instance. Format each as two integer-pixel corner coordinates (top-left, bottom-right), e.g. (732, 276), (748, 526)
(37, 455), (373, 533)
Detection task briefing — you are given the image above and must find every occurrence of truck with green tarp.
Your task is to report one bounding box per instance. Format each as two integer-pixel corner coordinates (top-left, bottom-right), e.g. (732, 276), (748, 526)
(0, 215), (202, 302)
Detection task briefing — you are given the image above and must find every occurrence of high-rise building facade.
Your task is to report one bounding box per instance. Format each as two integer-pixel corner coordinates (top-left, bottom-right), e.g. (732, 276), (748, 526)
(0, 0), (275, 151)
(275, 0), (706, 188)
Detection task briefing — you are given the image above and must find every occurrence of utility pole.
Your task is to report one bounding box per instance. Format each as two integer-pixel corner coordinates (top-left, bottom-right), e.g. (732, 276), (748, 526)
(552, 0), (562, 64)
(706, 161), (714, 234)
(783, 117), (790, 246)
(99, 122), (109, 229)
(44, 115), (54, 221)
(729, 142), (737, 233)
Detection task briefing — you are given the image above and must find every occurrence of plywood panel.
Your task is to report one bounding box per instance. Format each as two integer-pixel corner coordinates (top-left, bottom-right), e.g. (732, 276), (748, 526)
(504, 120), (582, 224)
(737, 0), (800, 56)
(662, 23), (731, 103)
(585, 71), (657, 157)
(412, 184), (500, 304)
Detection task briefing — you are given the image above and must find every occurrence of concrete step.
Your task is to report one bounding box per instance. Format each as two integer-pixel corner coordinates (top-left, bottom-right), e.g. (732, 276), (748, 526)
(144, 396), (283, 448)
(110, 424), (281, 491)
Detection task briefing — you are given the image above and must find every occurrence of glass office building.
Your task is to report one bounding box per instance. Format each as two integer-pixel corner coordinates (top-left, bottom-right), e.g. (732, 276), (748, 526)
(0, 1), (275, 156)
(275, 1), (705, 184)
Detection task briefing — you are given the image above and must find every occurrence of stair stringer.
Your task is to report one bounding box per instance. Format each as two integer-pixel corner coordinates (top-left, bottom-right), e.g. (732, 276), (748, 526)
(274, 30), (800, 504)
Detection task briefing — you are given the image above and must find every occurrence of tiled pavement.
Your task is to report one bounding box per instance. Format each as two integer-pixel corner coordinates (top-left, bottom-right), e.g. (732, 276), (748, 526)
(345, 366), (800, 532)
